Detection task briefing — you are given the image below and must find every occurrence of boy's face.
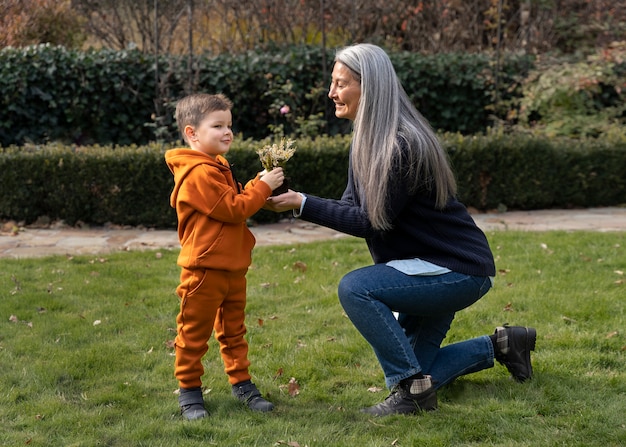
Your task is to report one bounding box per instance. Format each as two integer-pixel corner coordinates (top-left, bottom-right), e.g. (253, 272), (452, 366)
(185, 109), (233, 158)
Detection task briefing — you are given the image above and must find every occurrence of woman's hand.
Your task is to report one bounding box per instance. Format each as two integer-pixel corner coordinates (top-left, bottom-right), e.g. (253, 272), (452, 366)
(264, 190), (303, 212)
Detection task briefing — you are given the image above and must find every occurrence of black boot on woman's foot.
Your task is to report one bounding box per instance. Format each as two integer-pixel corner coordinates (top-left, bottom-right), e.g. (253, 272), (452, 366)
(494, 325), (537, 383)
(361, 375), (437, 417)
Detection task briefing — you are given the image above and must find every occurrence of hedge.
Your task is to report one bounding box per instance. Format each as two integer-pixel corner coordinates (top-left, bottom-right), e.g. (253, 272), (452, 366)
(1, 134), (624, 228)
(0, 44), (531, 146)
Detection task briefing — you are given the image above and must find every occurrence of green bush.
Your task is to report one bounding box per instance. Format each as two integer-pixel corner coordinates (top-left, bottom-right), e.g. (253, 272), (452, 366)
(445, 131), (626, 210)
(0, 45), (158, 146)
(514, 44), (626, 138)
(1, 134), (624, 228)
(0, 44), (530, 146)
(0, 142), (177, 227)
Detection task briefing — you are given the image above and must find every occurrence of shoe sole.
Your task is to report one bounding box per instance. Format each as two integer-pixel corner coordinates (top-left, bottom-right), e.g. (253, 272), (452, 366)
(521, 327), (537, 382)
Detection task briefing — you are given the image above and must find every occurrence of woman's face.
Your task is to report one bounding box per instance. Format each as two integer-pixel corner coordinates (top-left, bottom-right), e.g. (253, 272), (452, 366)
(328, 62), (361, 121)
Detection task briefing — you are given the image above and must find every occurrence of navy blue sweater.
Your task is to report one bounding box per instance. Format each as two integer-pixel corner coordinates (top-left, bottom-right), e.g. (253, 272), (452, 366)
(301, 160), (496, 278)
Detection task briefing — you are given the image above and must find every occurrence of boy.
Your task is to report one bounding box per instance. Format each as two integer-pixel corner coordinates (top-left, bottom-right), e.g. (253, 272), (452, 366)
(165, 93), (284, 420)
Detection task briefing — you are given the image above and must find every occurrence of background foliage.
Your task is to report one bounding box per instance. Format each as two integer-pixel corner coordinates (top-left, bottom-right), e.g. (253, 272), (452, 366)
(0, 44), (537, 146)
(1, 134), (624, 228)
(4, 0), (625, 56)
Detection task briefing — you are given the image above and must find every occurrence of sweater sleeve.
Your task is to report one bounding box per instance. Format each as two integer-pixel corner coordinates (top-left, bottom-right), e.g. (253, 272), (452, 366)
(300, 173), (376, 238)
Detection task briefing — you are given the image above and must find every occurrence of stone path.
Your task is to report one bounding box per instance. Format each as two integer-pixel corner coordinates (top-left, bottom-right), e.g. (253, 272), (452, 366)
(0, 207), (624, 259)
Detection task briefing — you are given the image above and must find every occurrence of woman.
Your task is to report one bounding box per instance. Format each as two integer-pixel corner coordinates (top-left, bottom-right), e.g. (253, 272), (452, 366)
(267, 43), (536, 416)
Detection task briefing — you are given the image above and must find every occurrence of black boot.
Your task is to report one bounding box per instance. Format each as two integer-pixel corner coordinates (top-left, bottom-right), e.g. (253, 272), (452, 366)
(178, 387), (208, 421)
(494, 325), (537, 383)
(361, 375), (437, 417)
(232, 380), (274, 412)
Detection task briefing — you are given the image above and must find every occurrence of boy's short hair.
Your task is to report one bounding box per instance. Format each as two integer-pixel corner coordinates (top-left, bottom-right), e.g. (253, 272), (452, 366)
(175, 93), (233, 142)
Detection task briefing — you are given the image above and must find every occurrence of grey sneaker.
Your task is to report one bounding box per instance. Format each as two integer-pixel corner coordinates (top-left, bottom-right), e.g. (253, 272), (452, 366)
(178, 387), (208, 421)
(361, 375), (437, 417)
(232, 380), (274, 412)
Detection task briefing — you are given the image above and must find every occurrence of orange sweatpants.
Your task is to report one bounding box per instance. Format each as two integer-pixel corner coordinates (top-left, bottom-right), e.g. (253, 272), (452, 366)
(174, 267), (252, 389)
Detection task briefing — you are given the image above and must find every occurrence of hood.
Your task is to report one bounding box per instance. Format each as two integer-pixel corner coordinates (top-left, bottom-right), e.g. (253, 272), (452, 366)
(165, 149), (231, 207)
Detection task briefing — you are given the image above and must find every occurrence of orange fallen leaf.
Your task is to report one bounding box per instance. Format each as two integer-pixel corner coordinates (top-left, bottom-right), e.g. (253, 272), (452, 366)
(503, 302), (513, 312)
(273, 367), (284, 380)
(258, 318), (264, 327)
(288, 377), (300, 397)
(293, 261), (307, 272)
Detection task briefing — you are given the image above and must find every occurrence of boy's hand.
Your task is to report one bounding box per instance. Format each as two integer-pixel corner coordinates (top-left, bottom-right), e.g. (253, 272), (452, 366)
(259, 167), (284, 191)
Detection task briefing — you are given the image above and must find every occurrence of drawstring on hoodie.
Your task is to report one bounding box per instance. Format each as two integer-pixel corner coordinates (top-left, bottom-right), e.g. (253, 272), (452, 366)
(229, 164), (242, 194)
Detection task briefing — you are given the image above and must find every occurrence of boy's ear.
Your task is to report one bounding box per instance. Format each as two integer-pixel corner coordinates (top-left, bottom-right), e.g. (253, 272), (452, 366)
(184, 125), (196, 141)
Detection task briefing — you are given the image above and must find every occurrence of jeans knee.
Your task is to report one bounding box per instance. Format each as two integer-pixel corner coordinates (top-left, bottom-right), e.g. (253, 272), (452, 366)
(338, 270), (367, 309)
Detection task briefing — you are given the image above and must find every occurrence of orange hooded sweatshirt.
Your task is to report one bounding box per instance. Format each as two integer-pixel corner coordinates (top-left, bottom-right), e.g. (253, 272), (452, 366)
(165, 149), (272, 271)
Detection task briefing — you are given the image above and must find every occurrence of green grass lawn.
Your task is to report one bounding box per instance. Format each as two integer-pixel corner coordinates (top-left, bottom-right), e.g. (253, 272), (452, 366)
(1, 231), (624, 446)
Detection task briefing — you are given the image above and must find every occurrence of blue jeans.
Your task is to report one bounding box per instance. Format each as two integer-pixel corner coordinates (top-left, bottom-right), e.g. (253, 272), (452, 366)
(338, 264), (494, 389)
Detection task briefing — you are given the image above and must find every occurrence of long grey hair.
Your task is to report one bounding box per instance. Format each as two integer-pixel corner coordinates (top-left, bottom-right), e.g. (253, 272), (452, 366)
(335, 43), (457, 230)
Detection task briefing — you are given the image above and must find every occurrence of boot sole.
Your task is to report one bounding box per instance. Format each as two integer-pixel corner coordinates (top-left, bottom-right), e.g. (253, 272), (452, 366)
(520, 327), (537, 382)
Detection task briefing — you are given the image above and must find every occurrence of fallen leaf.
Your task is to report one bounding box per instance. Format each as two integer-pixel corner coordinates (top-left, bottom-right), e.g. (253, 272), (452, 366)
(503, 302), (513, 312)
(275, 441), (300, 447)
(273, 367), (284, 380)
(164, 340), (175, 349)
(367, 386), (383, 393)
(614, 270), (624, 275)
(258, 318), (264, 326)
(606, 331), (618, 339)
(9, 315), (18, 323)
(498, 269), (510, 276)
(288, 377), (300, 397)
(293, 261), (307, 272)
(93, 320), (102, 326)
